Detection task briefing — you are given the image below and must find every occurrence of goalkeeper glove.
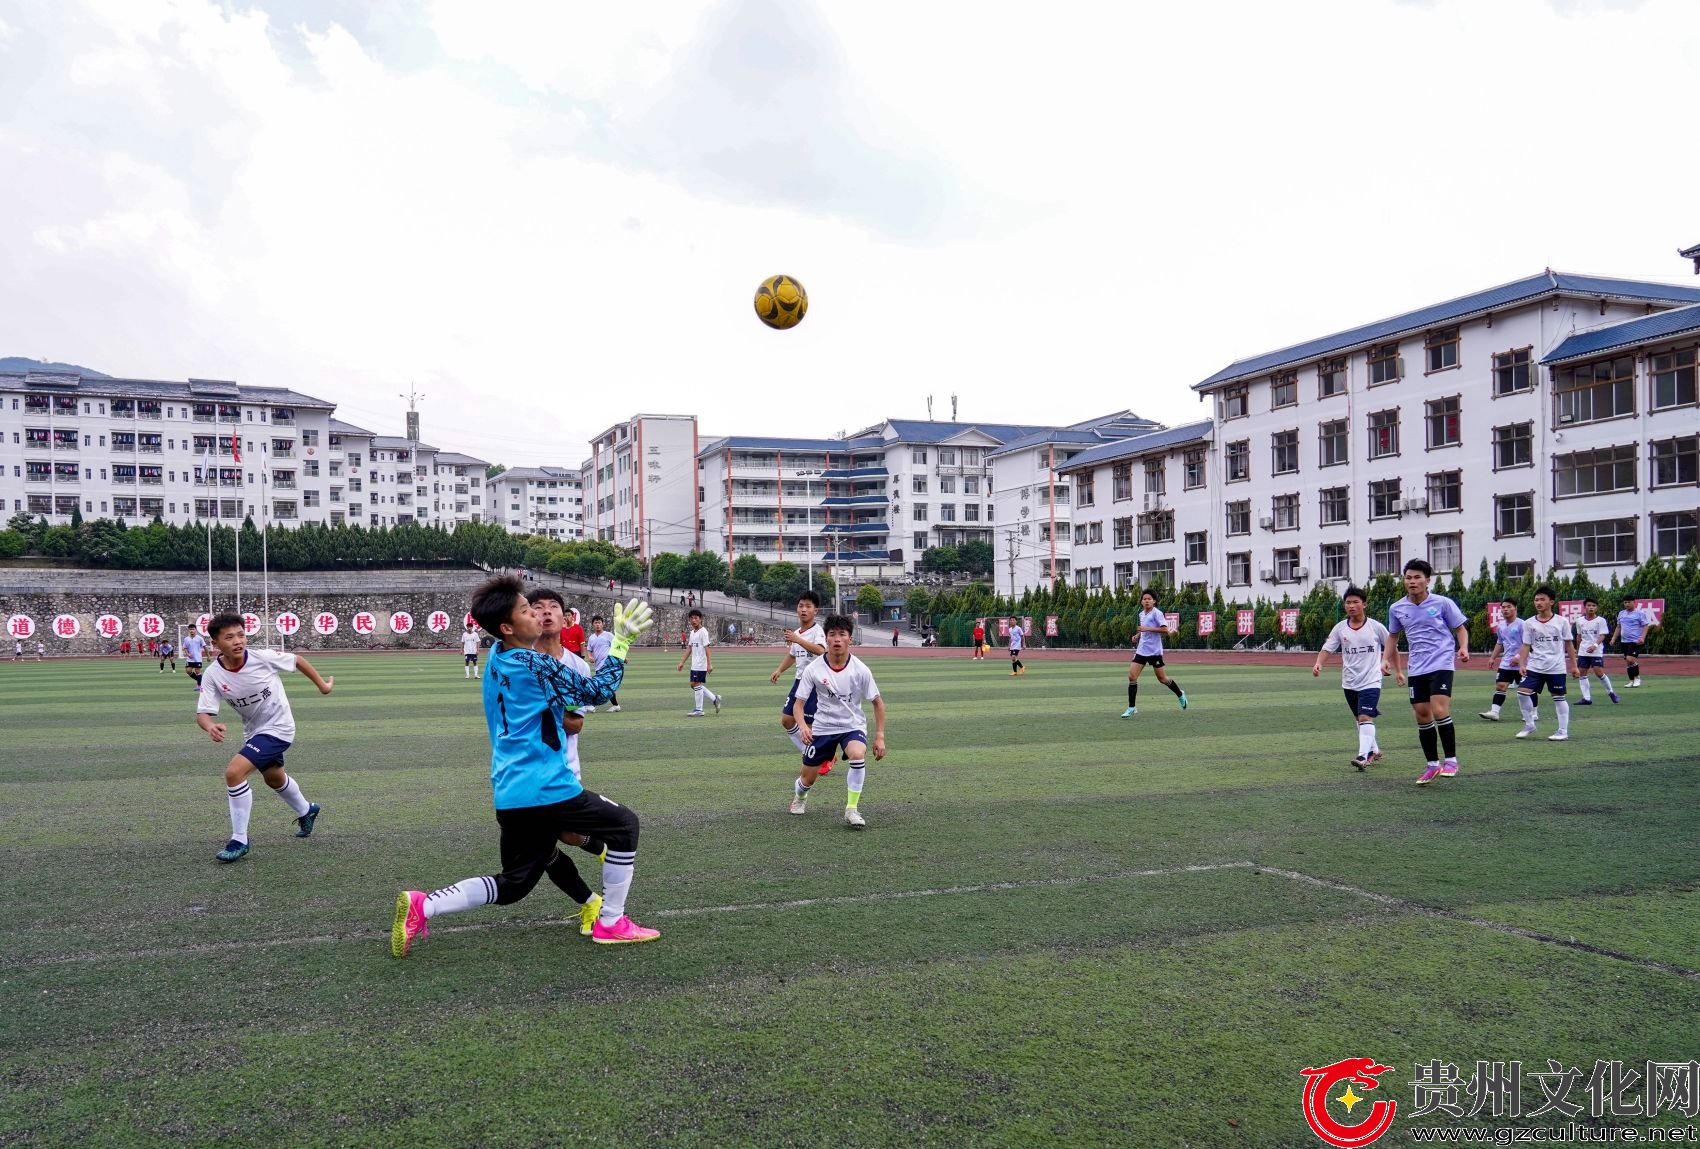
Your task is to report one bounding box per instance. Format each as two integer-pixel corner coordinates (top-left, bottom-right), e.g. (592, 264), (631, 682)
(608, 598), (654, 660)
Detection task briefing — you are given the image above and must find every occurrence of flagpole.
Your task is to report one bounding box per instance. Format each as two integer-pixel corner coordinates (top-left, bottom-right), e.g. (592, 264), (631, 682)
(232, 429), (241, 615)
(261, 441), (271, 648)
(202, 445), (214, 618)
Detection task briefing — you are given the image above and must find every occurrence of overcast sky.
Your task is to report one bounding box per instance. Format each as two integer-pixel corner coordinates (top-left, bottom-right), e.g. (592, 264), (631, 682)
(2, 0), (1695, 466)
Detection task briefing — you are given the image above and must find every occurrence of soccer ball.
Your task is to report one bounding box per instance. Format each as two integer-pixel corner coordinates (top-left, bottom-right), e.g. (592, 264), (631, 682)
(753, 275), (808, 330)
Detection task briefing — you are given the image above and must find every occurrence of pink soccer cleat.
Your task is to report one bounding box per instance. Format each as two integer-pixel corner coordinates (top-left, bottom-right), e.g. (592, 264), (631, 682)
(591, 915), (661, 945)
(391, 890), (428, 958)
(1415, 764), (1443, 786)
(1439, 759), (1459, 777)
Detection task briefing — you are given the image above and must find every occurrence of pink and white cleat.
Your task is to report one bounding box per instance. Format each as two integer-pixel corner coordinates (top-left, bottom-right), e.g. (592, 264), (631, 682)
(391, 890), (428, 958)
(1415, 763), (1443, 786)
(1439, 759), (1459, 777)
(591, 915), (661, 945)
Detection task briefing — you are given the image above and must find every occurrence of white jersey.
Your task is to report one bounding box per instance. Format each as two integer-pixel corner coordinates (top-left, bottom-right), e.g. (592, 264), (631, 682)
(554, 647), (590, 779)
(794, 654), (881, 737)
(182, 635), (206, 663)
(1574, 616), (1610, 658)
(1521, 614), (1574, 675)
(789, 622), (825, 679)
(462, 631), (481, 656)
(687, 628), (712, 672)
(1322, 618), (1390, 692)
(197, 648), (299, 742)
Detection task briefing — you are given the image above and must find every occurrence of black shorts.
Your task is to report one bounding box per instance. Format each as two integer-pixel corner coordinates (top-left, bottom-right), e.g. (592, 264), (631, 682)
(1133, 653), (1165, 668)
(465, 653), (478, 664)
(1619, 642), (1643, 658)
(1494, 665), (1519, 686)
(1407, 669), (1455, 704)
(491, 790), (640, 906)
(185, 661), (203, 671)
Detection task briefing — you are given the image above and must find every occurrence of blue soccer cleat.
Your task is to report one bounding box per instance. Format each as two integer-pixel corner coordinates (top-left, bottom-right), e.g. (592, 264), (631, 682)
(215, 838), (250, 863)
(294, 802), (320, 838)
(1178, 693), (1189, 710)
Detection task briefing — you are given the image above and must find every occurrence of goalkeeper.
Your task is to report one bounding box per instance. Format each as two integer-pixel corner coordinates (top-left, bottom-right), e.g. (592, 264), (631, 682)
(392, 575), (662, 955)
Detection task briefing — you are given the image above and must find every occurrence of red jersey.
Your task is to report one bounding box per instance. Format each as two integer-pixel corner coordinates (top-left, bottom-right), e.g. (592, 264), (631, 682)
(561, 622), (586, 654)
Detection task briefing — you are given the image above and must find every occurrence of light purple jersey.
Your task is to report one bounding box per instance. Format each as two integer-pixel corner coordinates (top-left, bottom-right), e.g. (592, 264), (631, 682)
(1136, 608), (1167, 657)
(1388, 593), (1467, 676)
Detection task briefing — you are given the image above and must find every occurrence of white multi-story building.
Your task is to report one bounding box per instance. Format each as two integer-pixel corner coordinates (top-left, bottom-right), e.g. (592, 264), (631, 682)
(496, 466), (584, 540)
(1056, 270), (1700, 597)
(327, 418), (374, 526)
(581, 414), (698, 556)
(985, 411), (1162, 595)
(430, 451), (489, 528)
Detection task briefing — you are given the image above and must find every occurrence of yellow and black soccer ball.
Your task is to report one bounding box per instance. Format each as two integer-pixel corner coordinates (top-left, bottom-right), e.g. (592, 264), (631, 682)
(753, 275), (808, 330)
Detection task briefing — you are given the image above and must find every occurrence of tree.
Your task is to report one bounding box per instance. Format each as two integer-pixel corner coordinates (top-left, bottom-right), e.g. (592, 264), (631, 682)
(856, 582), (885, 618)
(574, 551), (607, 581)
(0, 530), (25, 559)
(650, 552), (685, 588)
(958, 539), (994, 578)
(731, 554), (765, 595)
(609, 556), (642, 588)
(758, 561), (803, 603)
(486, 463), (507, 480)
(905, 586), (931, 624)
(921, 545), (960, 574)
(681, 550), (728, 591)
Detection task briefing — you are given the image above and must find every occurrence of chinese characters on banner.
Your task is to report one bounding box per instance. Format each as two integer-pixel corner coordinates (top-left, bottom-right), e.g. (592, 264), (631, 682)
(1279, 608), (1300, 635)
(1237, 609), (1256, 636)
(196, 614), (211, 636)
(427, 611), (452, 634)
(997, 617), (1011, 637)
(1044, 615), (1058, 637)
(313, 612), (339, 636)
(275, 613), (302, 636)
(1557, 600), (1585, 622)
(1631, 597), (1666, 623)
(1197, 611), (1217, 635)
(53, 614), (80, 638)
(389, 611), (414, 635)
(464, 612), (477, 629)
(351, 611), (377, 635)
(138, 614), (164, 639)
(1485, 602), (1507, 630)
(96, 614), (123, 638)
(242, 614), (261, 637)
(7, 615), (36, 639)
(1164, 612), (1180, 633)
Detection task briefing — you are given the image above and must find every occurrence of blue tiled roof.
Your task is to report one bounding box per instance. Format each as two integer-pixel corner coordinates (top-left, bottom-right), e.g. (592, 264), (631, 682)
(1054, 420), (1215, 473)
(822, 550), (890, 561)
(1681, 242), (1700, 259)
(697, 435), (884, 457)
(875, 419), (1052, 445)
(986, 427), (1141, 460)
(1542, 304), (1700, 365)
(1193, 271), (1700, 392)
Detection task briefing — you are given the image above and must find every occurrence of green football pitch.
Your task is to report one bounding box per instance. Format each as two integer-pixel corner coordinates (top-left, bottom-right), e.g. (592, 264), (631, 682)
(3, 651), (1699, 1147)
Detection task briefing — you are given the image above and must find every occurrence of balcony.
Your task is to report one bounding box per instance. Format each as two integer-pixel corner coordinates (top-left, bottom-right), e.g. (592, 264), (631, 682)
(272, 480), (296, 490)
(137, 405), (162, 420)
(820, 466), (888, 480)
(25, 440), (50, 450)
(24, 471), (50, 484)
(110, 403), (135, 419)
(112, 441), (135, 453)
(139, 443), (162, 455)
(141, 476), (163, 486)
(113, 474), (136, 485)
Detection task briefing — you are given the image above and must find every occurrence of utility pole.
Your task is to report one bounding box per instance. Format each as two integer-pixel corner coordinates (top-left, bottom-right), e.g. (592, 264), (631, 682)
(1004, 528), (1021, 599)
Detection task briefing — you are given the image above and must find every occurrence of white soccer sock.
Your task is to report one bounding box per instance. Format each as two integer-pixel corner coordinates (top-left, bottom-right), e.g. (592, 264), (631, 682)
(693, 686), (705, 711)
(464, 666), (471, 678)
(1356, 723), (1375, 757)
(846, 764), (866, 795)
(1555, 699), (1570, 735)
(1518, 694), (1536, 725)
(1488, 703), (1501, 716)
(785, 725), (806, 752)
(794, 776), (812, 797)
(226, 782), (252, 843)
(1600, 674), (1614, 693)
(600, 849), (635, 923)
(1579, 678), (1592, 701)
(274, 774), (311, 816)
(424, 876), (496, 919)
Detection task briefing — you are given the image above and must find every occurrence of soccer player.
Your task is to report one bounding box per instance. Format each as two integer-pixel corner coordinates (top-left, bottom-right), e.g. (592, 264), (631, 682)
(1514, 586), (1578, 742)
(1478, 599), (1530, 723)
(769, 589), (826, 755)
(195, 612), (331, 863)
(528, 587), (613, 878)
(182, 630), (207, 688)
(1007, 619), (1026, 676)
(158, 638), (177, 673)
(1123, 590), (1186, 716)
(1572, 597), (1618, 706)
(560, 608), (586, 660)
(585, 615), (619, 712)
(789, 614), (887, 829)
(1608, 600), (1660, 688)
(461, 622), (482, 679)
(1383, 558), (1470, 785)
(676, 609), (721, 715)
(391, 577), (658, 956)
(1311, 586), (1388, 769)
(13, 638), (21, 661)
(972, 619), (986, 660)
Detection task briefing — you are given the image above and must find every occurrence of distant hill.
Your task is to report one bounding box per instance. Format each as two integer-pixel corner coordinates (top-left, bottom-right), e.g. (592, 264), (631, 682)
(0, 357), (111, 378)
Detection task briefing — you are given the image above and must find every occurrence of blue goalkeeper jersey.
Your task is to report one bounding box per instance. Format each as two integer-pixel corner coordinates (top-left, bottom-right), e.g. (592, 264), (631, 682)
(481, 643), (625, 810)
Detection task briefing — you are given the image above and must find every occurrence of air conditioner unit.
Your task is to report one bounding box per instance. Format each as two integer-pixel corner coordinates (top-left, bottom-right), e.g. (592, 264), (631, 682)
(1259, 568), (1277, 582)
(1258, 515), (1275, 529)
(1143, 493), (1164, 511)
(1295, 567), (1310, 580)
(1404, 498), (1428, 513)
(1558, 412), (1575, 424)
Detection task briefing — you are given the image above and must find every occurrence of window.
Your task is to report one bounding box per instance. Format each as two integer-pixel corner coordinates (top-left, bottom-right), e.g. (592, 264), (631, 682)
(1227, 552), (1251, 586)
(1424, 327), (1460, 373)
(1651, 436), (1699, 487)
(962, 448), (981, 466)
(939, 476), (955, 493)
(1267, 429), (1299, 476)
(1554, 445), (1637, 498)
(1368, 409), (1400, 459)
(1088, 522), (1103, 544)
(1425, 470), (1461, 513)
(1318, 356), (1347, 398)
(301, 430), (319, 446)
(1370, 479), (1402, 520)
(1493, 422), (1533, 470)
(1183, 448), (1205, 489)
(1425, 532), (1461, 573)
(938, 448), (957, 466)
(1270, 371), (1298, 409)
(1226, 500), (1251, 536)
(1137, 511), (1174, 544)
(1319, 419), (1348, 467)
(1138, 559), (1175, 588)
(1076, 473), (1095, 506)
(1553, 518), (1636, 566)
(1185, 531), (1207, 565)
(1113, 562), (1133, 589)
(1554, 355), (1635, 426)
(1271, 547), (1299, 582)
(1273, 493), (1299, 530)
(1495, 493), (1533, 538)
(912, 476), (927, 494)
(1113, 517), (1133, 548)
(963, 476), (979, 495)
(913, 532), (928, 551)
(1321, 542), (1349, 580)
(1320, 486), (1349, 526)
(1652, 511), (1698, 558)
(1493, 347), (1532, 396)
(964, 503), (980, 521)
(1651, 346), (1698, 410)
(1087, 567), (1104, 589)
(911, 449), (927, 465)
(1074, 524), (1087, 545)
(1112, 463), (1133, 501)
(1368, 343), (1402, 386)
(1144, 459), (1165, 494)
(1222, 385), (1248, 420)
(1370, 537), (1402, 576)
(1425, 396), (1461, 449)
(1226, 440), (1249, 482)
